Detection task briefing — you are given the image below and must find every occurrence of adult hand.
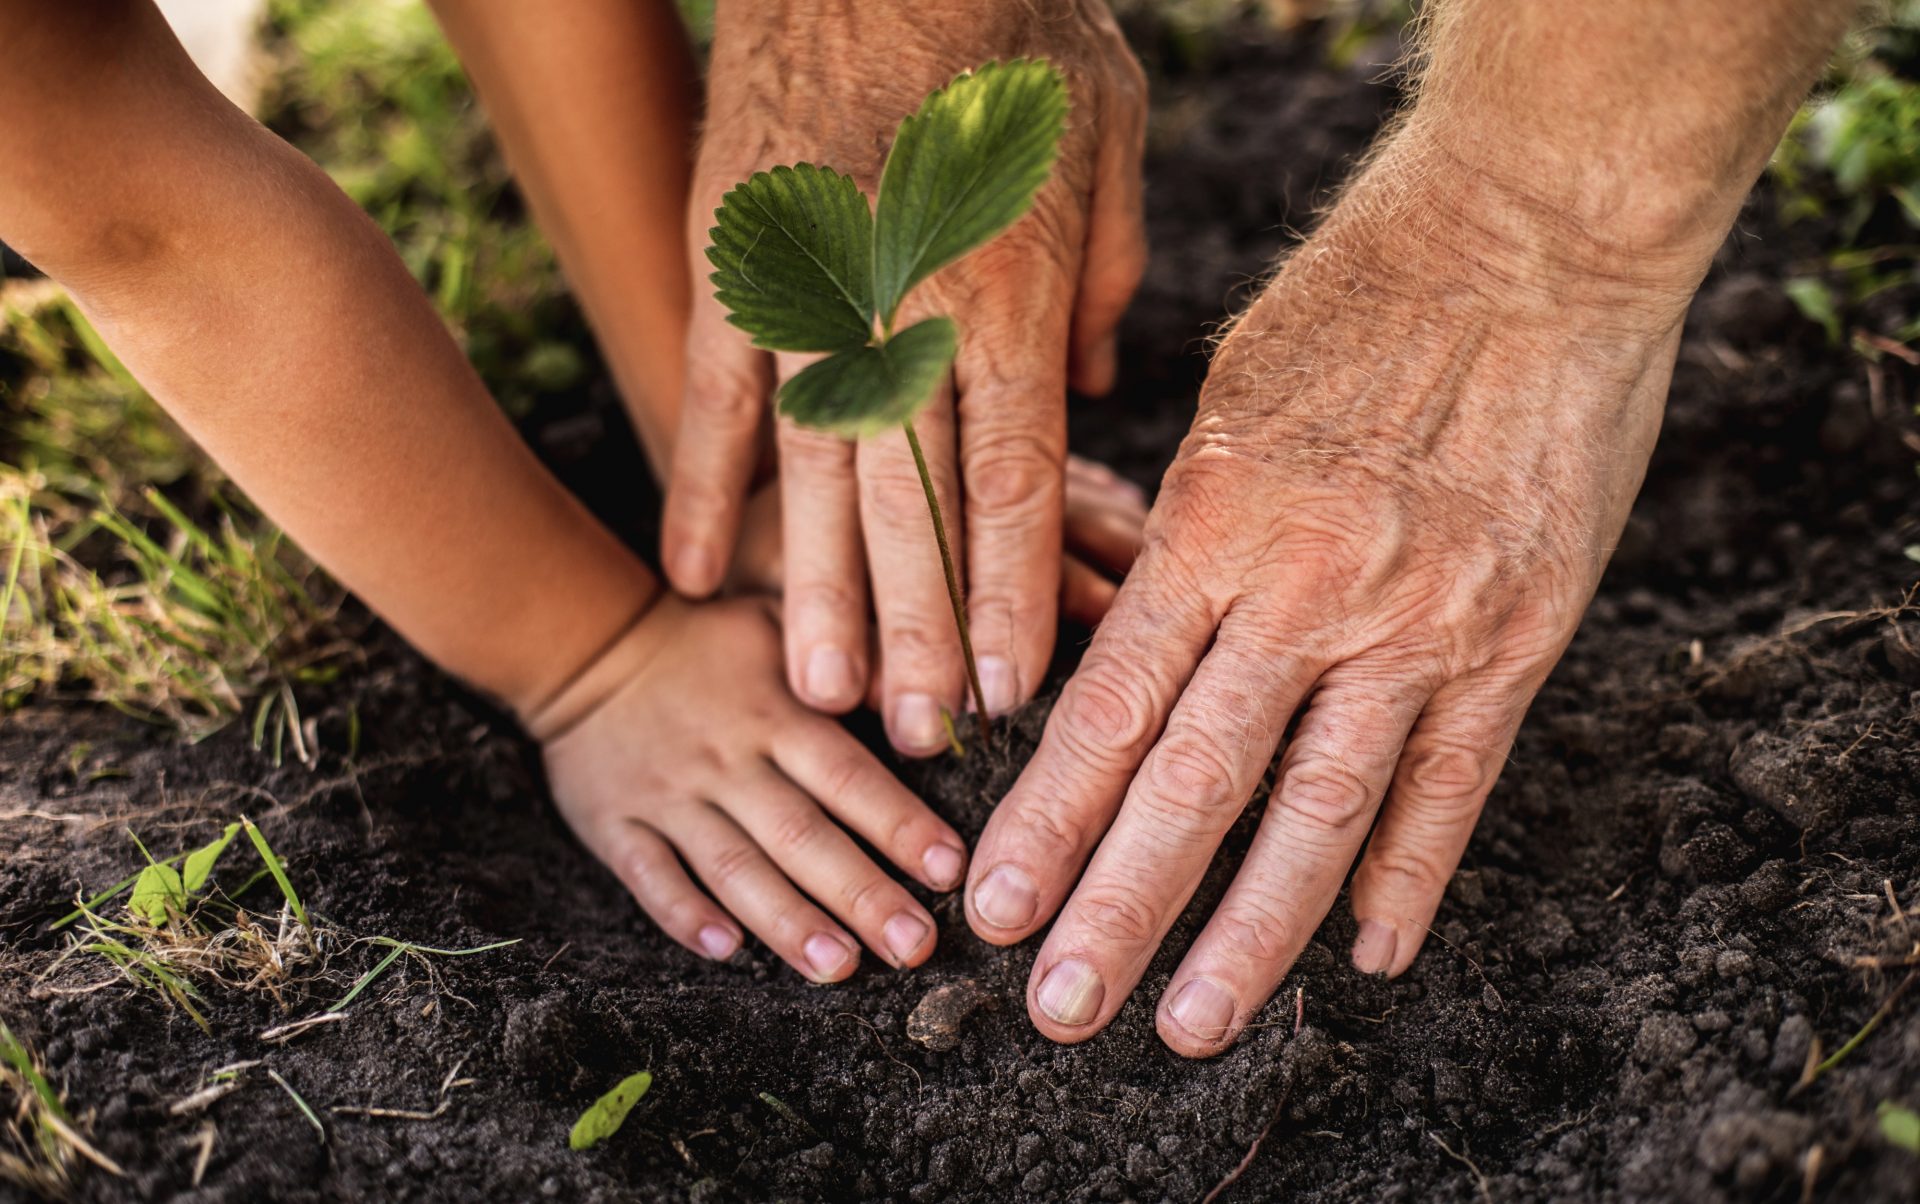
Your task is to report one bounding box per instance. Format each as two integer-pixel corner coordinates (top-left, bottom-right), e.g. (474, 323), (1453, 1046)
(963, 139), (1716, 1054)
(725, 453), (1149, 631)
(663, 0), (1147, 756)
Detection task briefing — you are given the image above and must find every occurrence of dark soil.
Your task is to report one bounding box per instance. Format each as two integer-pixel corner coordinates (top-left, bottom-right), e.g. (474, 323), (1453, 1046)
(5, 17), (1920, 1204)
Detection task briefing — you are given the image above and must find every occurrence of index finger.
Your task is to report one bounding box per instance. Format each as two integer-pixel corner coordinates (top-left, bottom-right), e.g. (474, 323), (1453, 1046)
(964, 541), (1218, 944)
(1023, 614), (1321, 1043)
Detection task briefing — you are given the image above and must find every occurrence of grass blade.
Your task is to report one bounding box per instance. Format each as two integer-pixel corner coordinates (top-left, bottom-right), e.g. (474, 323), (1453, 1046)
(241, 817), (309, 931)
(266, 1069), (325, 1140)
(330, 944), (407, 1012)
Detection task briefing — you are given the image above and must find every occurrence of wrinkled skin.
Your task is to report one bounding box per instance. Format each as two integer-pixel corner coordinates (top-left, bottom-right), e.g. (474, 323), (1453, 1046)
(965, 149), (1706, 1055)
(663, 0), (1149, 756)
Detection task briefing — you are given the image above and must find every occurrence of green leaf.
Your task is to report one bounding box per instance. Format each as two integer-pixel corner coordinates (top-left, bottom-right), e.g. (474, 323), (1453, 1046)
(182, 822), (242, 893)
(129, 862), (185, 924)
(568, 1071), (652, 1151)
(1882, 1101), (1920, 1153)
(708, 164), (874, 352)
(1782, 277), (1842, 344)
(777, 317), (957, 436)
(872, 59), (1069, 325)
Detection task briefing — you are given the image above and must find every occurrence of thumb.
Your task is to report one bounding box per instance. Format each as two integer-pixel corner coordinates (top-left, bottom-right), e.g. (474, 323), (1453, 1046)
(1067, 65), (1149, 399)
(661, 287), (772, 597)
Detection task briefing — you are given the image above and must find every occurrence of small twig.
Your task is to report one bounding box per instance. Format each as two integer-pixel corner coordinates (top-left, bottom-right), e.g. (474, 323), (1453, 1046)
(1293, 986), (1305, 1035)
(1429, 1131), (1492, 1204)
(169, 1080), (241, 1116)
(259, 1012), (346, 1044)
(541, 941), (573, 973)
(187, 1121), (216, 1187)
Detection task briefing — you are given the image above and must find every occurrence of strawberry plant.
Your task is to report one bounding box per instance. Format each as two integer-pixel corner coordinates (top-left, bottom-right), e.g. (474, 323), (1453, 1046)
(705, 60), (1070, 743)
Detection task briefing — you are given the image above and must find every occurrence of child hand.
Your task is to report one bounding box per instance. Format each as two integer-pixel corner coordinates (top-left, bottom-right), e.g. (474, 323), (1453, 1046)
(528, 595), (968, 982)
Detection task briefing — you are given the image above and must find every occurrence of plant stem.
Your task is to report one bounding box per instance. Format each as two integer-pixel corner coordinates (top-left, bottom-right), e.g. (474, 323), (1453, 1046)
(901, 418), (991, 748)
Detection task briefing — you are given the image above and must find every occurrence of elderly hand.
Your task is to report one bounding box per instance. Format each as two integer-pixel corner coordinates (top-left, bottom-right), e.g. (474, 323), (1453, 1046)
(662, 0), (1147, 756)
(963, 138), (1715, 1053)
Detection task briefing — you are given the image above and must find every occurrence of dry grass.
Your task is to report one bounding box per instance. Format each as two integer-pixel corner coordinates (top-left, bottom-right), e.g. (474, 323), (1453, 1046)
(0, 1021), (124, 1198)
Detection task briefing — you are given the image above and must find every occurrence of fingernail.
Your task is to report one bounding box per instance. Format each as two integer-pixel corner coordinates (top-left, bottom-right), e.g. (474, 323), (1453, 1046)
(892, 693), (943, 753)
(977, 655), (1017, 717)
(883, 913), (931, 965)
(1166, 978), (1236, 1041)
(972, 864), (1038, 930)
(804, 647), (857, 707)
(1035, 959), (1104, 1027)
(672, 544), (715, 592)
(923, 843), (966, 890)
(1352, 919), (1397, 976)
(697, 924), (739, 961)
(803, 932), (855, 980)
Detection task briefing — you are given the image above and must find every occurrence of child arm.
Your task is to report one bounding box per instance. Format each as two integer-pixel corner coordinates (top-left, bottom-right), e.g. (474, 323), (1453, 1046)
(0, 0), (964, 979)
(427, 0), (700, 478)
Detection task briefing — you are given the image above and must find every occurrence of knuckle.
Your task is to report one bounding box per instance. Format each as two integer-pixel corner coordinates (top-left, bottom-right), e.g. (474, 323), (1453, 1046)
(780, 426), (854, 473)
(1053, 666), (1158, 770)
(1207, 899), (1293, 967)
(704, 839), (759, 891)
(963, 428), (1064, 518)
(789, 577), (865, 624)
(1363, 846), (1450, 901)
(1401, 741), (1493, 811)
(881, 620), (955, 671)
(668, 473), (738, 525)
(1008, 796), (1086, 861)
(769, 805), (826, 857)
(1141, 733), (1240, 812)
(687, 374), (766, 430)
(837, 872), (893, 921)
(1073, 888), (1158, 947)
(864, 465), (936, 519)
(1272, 755), (1376, 834)
(814, 752), (872, 805)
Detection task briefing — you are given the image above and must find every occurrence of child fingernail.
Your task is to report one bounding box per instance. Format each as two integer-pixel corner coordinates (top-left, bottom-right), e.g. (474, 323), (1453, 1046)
(803, 932), (855, 980)
(1352, 919), (1397, 975)
(977, 656), (1016, 716)
(1035, 958), (1104, 1027)
(804, 647), (856, 706)
(923, 843), (965, 890)
(972, 863), (1038, 930)
(883, 913), (930, 965)
(697, 924), (739, 961)
(892, 693), (943, 752)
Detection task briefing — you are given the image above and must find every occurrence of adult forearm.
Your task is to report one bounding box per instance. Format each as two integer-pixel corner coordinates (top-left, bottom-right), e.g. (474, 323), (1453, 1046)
(0, 2), (655, 718)
(429, 0), (698, 476)
(1331, 0), (1852, 306)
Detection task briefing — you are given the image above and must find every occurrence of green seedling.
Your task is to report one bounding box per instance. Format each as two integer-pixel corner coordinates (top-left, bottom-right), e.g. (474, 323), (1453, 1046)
(568, 1071), (652, 1151)
(705, 60), (1070, 745)
(242, 816), (310, 933)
